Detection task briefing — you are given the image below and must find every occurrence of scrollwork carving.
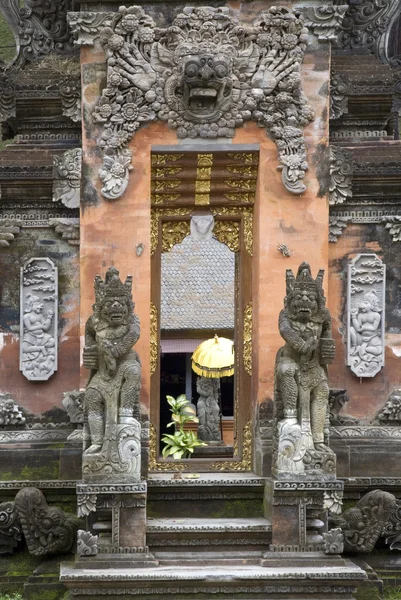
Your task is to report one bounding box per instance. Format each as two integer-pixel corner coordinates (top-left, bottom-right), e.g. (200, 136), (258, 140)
(59, 78), (81, 123)
(99, 150), (133, 202)
(210, 421), (252, 471)
(77, 529), (98, 556)
(211, 207), (253, 256)
(161, 221), (190, 253)
(0, 393), (25, 427)
(323, 528), (344, 554)
(150, 302), (158, 377)
(329, 216), (349, 242)
(67, 12), (114, 46)
(303, 5), (348, 41)
(330, 73), (349, 120)
(383, 216), (401, 242)
(92, 5), (313, 198)
(213, 221), (240, 253)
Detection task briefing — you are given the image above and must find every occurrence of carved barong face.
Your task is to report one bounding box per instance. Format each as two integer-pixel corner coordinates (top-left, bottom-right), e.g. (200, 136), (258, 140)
(100, 299), (129, 327)
(91, 5), (313, 199)
(171, 52), (234, 121)
(285, 262), (326, 322)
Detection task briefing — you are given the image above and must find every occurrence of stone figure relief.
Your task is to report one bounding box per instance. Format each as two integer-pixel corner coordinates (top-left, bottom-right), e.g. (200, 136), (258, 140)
(273, 262), (336, 478)
(347, 254), (385, 377)
(20, 257), (57, 381)
(331, 489), (397, 553)
(90, 5), (313, 199)
(14, 487), (78, 556)
(82, 267), (142, 483)
(196, 377), (222, 443)
(190, 215), (215, 241)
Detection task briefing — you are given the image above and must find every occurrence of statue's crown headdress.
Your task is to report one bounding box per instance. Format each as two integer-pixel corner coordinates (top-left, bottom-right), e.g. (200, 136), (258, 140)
(94, 267), (133, 305)
(286, 262), (325, 299)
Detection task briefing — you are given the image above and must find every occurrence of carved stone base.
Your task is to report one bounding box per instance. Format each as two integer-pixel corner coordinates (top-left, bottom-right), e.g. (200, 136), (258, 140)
(265, 478), (344, 552)
(76, 482), (154, 564)
(82, 419), (141, 484)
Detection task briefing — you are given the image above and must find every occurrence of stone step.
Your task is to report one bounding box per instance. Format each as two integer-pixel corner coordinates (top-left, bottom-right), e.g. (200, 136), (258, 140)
(154, 550), (263, 566)
(146, 517), (271, 551)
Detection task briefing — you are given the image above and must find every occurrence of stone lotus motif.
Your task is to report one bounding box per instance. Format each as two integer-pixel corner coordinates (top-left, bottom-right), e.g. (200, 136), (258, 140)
(272, 262), (336, 478)
(92, 5), (313, 198)
(82, 267), (142, 483)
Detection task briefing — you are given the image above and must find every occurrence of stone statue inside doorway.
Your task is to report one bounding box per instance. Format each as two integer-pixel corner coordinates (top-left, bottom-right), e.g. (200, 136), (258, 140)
(196, 377), (222, 443)
(82, 267), (141, 482)
(273, 262), (336, 478)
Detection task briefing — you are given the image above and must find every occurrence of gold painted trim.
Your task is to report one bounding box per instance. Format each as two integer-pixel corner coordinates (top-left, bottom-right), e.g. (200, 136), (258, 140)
(211, 206), (253, 256)
(161, 221), (190, 253)
(150, 302), (158, 376)
(243, 301), (252, 376)
(213, 220), (240, 253)
(152, 153), (184, 165)
(210, 421), (252, 471)
(151, 207), (192, 255)
(149, 423), (187, 472)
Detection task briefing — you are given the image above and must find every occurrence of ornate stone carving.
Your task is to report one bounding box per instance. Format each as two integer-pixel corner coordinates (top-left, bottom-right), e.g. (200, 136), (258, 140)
(62, 390), (84, 442)
(48, 218), (80, 246)
(67, 12), (114, 46)
(272, 263), (336, 478)
(328, 389), (360, 426)
(20, 257), (58, 381)
(53, 149), (82, 209)
(383, 500), (401, 549)
(196, 377), (221, 443)
(0, 220), (20, 248)
(77, 494), (97, 518)
(0, 76), (16, 122)
(3, 0), (76, 73)
(302, 5), (348, 41)
(92, 5), (313, 198)
(59, 78), (81, 123)
(336, 0), (400, 59)
(377, 389), (401, 424)
(77, 529), (98, 557)
(0, 501), (21, 554)
(82, 267), (141, 483)
(347, 254), (385, 377)
(99, 149), (133, 201)
(323, 490), (343, 515)
(332, 490), (397, 553)
(330, 73), (349, 120)
(329, 216), (349, 242)
(329, 147), (353, 206)
(14, 487), (77, 556)
(384, 216), (401, 242)
(323, 528), (344, 554)
(0, 393), (26, 426)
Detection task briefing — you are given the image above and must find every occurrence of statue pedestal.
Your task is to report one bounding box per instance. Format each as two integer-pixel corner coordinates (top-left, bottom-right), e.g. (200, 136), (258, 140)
(76, 481), (158, 566)
(264, 478), (344, 552)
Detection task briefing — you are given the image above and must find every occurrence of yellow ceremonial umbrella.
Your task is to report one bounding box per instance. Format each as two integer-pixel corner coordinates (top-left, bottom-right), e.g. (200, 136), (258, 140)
(191, 335), (235, 378)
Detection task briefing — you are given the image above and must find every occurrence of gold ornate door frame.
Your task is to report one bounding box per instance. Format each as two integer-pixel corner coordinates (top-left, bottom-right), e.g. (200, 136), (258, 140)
(149, 146), (259, 472)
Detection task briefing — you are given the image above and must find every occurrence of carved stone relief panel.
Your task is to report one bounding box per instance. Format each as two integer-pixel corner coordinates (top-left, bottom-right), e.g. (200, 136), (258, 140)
(87, 6), (313, 198)
(347, 254), (385, 378)
(53, 148), (82, 209)
(20, 257), (58, 381)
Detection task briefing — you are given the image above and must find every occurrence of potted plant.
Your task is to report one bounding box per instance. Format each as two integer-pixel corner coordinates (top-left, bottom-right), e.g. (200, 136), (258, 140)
(161, 394), (207, 459)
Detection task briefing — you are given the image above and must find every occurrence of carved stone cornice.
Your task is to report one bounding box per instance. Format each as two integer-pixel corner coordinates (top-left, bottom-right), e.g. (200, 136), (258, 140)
(0, 220), (20, 248)
(48, 218), (80, 245)
(302, 4), (348, 42)
(329, 146), (353, 205)
(84, 6), (313, 198)
(329, 216), (349, 242)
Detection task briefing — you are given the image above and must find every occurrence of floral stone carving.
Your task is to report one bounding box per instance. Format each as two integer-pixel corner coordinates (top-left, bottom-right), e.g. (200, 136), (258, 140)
(329, 146), (353, 206)
(347, 254), (385, 378)
(0, 393), (25, 426)
(53, 148), (82, 208)
(14, 487), (78, 556)
(272, 262), (336, 478)
(377, 389), (401, 424)
(92, 5), (313, 198)
(77, 529), (98, 556)
(20, 257), (58, 381)
(302, 4), (348, 42)
(196, 377), (221, 443)
(82, 267), (141, 483)
(332, 489), (397, 553)
(323, 528), (344, 554)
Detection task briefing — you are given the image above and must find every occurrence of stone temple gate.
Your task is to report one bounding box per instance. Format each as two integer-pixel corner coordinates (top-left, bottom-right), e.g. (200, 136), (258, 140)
(0, 0), (401, 598)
